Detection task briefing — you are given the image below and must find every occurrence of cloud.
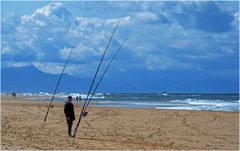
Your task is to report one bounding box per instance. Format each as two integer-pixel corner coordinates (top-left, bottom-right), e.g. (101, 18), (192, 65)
(2, 1), (238, 78)
(2, 61), (32, 68)
(59, 42), (98, 61)
(136, 12), (160, 23)
(33, 61), (98, 77)
(21, 2), (72, 23)
(2, 2), (73, 63)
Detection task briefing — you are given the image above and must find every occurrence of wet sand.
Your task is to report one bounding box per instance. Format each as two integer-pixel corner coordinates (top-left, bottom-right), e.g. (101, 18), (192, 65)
(1, 95), (239, 150)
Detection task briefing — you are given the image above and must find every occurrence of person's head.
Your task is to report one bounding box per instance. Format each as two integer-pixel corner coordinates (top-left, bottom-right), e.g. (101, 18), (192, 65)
(67, 96), (72, 102)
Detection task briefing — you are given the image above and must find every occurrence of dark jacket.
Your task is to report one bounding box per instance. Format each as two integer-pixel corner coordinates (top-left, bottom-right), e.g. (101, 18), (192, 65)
(64, 102), (75, 121)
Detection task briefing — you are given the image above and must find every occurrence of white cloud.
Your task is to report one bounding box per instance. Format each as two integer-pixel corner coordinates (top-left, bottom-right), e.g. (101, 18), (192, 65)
(136, 12), (159, 23)
(33, 62), (64, 74)
(21, 2), (71, 24)
(32, 61), (96, 77)
(35, 2), (64, 17)
(2, 61), (32, 68)
(2, 2), (74, 62)
(60, 42), (98, 61)
(35, 20), (46, 26)
(105, 16), (133, 26)
(2, 1), (238, 76)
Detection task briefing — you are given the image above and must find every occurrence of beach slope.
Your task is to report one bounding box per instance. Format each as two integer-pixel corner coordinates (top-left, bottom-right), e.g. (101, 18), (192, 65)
(1, 96), (239, 150)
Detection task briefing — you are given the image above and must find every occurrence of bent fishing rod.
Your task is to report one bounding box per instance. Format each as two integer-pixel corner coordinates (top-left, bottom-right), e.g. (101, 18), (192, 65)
(72, 18), (122, 138)
(43, 40), (78, 123)
(72, 38), (128, 139)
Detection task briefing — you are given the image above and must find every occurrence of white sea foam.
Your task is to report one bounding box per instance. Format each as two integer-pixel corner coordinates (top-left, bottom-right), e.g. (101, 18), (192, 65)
(15, 92), (105, 100)
(129, 102), (180, 106)
(52, 92), (105, 99)
(98, 101), (111, 104)
(156, 106), (197, 111)
(186, 101), (231, 107)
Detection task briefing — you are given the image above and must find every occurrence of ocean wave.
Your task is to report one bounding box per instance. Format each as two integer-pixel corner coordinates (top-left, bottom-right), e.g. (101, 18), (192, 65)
(156, 106), (197, 111)
(6, 92), (238, 112)
(156, 105), (239, 112)
(172, 99), (224, 103)
(128, 102), (180, 106)
(98, 101), (112, 104)
(171, 99), (237, 107)
(49, 93), (105, 99)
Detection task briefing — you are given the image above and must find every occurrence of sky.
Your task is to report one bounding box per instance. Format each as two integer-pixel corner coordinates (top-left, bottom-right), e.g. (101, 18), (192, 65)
(1, 1), (239, 93)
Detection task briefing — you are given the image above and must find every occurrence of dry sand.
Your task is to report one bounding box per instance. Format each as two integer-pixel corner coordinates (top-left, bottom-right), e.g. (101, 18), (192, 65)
(1, 95), (239, 150)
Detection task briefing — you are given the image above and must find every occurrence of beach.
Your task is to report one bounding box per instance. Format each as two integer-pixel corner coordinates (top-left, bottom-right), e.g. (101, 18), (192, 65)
(1, 95), (239, 150)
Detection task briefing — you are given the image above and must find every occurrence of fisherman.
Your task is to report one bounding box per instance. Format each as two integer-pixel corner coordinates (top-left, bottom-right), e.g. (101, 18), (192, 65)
(64, 96), (75, 137)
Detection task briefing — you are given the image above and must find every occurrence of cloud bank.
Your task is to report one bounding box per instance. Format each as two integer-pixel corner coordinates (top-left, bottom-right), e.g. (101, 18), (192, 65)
(2, 1), (239, 78)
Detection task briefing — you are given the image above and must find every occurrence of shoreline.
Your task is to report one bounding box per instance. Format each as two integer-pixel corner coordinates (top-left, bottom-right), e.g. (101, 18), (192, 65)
(2, 96), (238, 113)
(1, 95), (239, 150)
(1, 94), (239, 112)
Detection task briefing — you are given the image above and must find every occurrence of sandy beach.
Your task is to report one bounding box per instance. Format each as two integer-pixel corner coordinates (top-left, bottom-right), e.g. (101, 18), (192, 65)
(1, 95), (239, 150)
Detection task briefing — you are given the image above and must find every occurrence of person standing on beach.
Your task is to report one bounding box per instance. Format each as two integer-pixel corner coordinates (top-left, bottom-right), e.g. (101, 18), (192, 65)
(64, 96), (75, 136)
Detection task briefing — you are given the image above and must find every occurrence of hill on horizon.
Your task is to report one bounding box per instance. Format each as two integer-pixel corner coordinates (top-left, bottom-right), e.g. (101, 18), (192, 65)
(1, 66), (238, 94)
(1, 66), (90, 93)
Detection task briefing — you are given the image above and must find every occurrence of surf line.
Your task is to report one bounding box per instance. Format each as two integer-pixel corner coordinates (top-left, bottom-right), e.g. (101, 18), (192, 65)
(72, 17), (125, 140)
(43, 40), (78, 123)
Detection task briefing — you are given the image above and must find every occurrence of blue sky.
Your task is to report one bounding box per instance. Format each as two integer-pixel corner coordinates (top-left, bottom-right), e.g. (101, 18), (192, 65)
(1, 1), (239, 93)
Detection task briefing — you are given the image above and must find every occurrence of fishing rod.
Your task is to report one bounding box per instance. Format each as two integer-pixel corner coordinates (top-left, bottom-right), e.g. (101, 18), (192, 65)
(72, 18), (122, 138)
(72, 38), (128, 139)
(43, 40), (78, 123)
(78, 19), (121, 116)
(83, 38), (128, 115)
(75, 15), (125, 120)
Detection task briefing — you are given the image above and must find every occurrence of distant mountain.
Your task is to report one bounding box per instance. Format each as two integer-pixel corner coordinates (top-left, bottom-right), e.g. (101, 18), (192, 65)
(1, 66), (238, 93)
(1, 65), (174, 93)
(1, 66), (90, 92)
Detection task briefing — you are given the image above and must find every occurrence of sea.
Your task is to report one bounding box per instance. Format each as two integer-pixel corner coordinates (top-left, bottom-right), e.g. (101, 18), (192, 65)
(3, 92), (239, 112)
